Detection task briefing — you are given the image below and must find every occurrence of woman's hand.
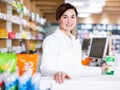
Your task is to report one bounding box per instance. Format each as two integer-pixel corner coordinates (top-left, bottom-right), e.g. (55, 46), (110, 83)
(54, 71), (71, 84)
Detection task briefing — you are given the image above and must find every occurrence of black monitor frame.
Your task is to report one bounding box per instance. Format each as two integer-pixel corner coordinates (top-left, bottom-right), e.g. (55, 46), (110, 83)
(82, 38), (90, 51)
(88, 37), (109, 66)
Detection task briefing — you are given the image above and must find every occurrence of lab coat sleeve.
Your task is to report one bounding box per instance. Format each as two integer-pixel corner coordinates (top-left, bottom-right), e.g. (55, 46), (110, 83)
(40, 37), (59, 76)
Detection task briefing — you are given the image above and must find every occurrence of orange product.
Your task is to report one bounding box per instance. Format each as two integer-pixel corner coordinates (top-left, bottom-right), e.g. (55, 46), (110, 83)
(81, 57), (93, 66)
(17, 54), (38, 76)
(29, 21), (35, 30)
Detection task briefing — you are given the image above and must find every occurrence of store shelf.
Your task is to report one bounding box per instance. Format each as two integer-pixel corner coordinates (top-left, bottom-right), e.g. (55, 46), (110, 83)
(0, 0), (45, 54)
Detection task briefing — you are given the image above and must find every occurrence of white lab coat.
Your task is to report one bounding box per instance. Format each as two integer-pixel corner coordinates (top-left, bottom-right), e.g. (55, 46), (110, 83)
(40, 28), (101, 77)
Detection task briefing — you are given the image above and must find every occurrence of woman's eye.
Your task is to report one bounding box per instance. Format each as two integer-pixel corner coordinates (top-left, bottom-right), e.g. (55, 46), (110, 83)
(72, 16), (75, 18)
(63, 17), (67, 19)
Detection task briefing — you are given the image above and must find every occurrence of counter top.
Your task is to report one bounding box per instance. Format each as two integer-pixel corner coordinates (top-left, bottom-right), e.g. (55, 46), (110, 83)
(40, 75), (120, 82)
(40, 75), (120, 90)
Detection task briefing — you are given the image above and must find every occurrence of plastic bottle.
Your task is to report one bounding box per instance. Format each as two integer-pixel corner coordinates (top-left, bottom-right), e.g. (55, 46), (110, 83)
(31, 72), (41, 90)
(0, 74), (4, 90)
(4, 72), (18, 90)
(18, 69), (32, 90)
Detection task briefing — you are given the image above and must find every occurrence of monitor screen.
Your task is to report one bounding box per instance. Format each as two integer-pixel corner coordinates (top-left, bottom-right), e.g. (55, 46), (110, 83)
(82, 39), (90, 50)
(88, 37), (108, 59)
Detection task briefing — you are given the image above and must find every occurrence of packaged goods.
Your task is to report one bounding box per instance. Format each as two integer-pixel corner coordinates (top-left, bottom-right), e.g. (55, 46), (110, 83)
(81, 57), (93, 66)
(0, 73), (4, 90)
(0, 53), (17, 73)
(4, 72), (18, 90)
(17, 54), (38, 76)
(8, 32), (16, 39)
(18, 70), (32, 90)
(0, 28), (8, 38)
(105, 55), (115, 75)
(31, 72), (41, 90)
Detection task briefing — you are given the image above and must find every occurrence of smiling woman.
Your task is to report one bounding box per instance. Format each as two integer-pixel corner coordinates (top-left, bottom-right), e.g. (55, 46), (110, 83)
(56, 3), (78, 37)
(40, 3), (109, 84)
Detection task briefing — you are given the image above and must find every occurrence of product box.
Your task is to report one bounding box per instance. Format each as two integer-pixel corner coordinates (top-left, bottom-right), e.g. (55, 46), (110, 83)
(8, 32), (16, 39)
(17, 54), (38, 76)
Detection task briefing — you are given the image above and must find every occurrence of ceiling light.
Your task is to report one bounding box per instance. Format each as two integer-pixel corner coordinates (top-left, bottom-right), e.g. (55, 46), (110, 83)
(71, 2), (84, 7)
(65, 0), (89, 2)
(77, 7), (102, 13)
(65, 0), (106, 17)
(78, 13), (91, 18)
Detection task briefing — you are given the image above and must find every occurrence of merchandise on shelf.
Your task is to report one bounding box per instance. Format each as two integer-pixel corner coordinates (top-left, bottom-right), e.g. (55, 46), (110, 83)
(17, 54), (38, 76)
(8, 32), (16, 39)
(105, 55), (115, 75)
(0, 53), (17, 73)
(0, 28), (8, 38)
(4, 72), (18, 90)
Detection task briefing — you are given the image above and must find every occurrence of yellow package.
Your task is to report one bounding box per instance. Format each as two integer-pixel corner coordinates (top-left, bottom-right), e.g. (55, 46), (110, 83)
(0, 28), (8, 38)
(17, 54), (38, 76)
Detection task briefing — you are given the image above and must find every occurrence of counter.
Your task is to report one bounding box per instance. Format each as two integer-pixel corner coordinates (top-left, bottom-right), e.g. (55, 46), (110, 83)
(40, 75), (120, 90)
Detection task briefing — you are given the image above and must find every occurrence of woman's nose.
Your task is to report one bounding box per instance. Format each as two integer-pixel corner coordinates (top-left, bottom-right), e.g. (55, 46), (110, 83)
(67, 17), (72, 23)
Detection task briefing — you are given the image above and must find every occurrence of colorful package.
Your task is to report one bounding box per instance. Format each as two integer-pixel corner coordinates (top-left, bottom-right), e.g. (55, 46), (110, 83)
(18, 70), (32, 90)
(29, 43), (35, 51)
(0, 28), (8, 38)
(81, 57), (93, 66)
(0, 74), (4, 90)
(8, 32), (16, 39)
(4, 72), (18, 90)
(17, 54), (38, 76)
(31, 72), (41, 90)
(0, 53), (17, 73)
(105, 55), (115, 75)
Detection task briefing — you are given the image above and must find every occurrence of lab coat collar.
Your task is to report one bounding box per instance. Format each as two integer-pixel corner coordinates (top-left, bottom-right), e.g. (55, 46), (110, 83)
(55, 28), (76, 40)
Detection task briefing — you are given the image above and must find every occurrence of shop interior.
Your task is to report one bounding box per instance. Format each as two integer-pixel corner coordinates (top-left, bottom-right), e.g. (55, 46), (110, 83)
(0, 0), (120, 90)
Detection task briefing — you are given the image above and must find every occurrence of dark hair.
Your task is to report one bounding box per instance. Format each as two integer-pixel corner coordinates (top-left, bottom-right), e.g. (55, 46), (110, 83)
(56, 3), (78, 21)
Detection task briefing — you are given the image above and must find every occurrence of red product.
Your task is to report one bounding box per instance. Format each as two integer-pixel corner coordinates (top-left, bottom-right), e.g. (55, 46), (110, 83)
(8, 32), (16, 39)
(0, 81), (4, 90)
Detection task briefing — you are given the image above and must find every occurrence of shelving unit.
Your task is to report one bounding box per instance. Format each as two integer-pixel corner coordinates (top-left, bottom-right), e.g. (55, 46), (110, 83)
(110, 35), (120, 54)
(0, 2), (7, 49)
(0, 0), (45, 53)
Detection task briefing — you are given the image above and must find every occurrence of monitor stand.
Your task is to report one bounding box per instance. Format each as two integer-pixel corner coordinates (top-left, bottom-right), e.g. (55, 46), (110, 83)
(90, 58), (102, 67)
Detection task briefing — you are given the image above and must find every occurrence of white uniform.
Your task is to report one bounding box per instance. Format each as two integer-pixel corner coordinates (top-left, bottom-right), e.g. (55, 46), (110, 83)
(40, 28), (101, 77)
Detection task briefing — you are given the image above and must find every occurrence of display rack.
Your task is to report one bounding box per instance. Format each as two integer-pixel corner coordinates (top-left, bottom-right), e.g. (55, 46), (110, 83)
(0, 0), (45, 53)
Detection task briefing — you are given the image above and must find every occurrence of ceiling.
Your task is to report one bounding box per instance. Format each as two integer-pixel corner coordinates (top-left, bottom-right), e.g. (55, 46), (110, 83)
(30, 0), (120, 23)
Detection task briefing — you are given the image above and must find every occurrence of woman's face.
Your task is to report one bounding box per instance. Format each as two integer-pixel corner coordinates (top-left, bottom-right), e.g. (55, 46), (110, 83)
(58, 9), (77, 32)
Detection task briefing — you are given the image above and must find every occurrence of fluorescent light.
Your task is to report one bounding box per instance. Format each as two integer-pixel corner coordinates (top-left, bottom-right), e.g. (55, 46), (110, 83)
(65, 0), (89, 2)
(78, 13), (91, 17)
(65, 0), (106, 15)
(71, 2), (84, 6)
(89, 1), (106, 7)
(77, 7), (102, 13)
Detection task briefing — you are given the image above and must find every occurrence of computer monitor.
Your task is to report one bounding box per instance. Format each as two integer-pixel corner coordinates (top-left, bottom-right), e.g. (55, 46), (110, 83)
(88, 37), (109, 66)
(82, 39), (90, 51)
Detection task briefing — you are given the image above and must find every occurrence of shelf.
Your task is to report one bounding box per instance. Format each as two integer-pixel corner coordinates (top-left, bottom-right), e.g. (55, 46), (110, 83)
(0, 39), (7, 48)
(0, 3), (7, 13)
(12, 23), (20, 33)
(0, 20), (7, 29)
(0, 0), (45, 54)
(12, 10), (20, 16)
(12, 39), (20, 46)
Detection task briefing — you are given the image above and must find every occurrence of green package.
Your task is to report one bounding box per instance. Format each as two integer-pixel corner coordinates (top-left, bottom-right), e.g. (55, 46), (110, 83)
(0, 53), (17, 73)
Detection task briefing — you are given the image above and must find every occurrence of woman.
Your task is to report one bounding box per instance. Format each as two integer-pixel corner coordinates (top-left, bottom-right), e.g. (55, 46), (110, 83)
(40, 3), (107, 84)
